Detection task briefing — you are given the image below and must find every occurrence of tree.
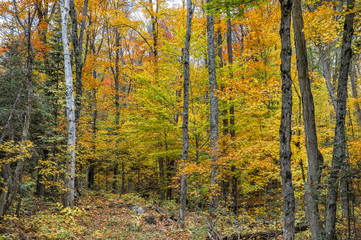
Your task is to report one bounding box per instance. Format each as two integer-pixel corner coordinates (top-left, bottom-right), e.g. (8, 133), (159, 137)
(325, 0), (355, 238)
(206, 0), (220, 214)
(279, 0), (295, 238)
(60, 0), (77, 207)
(179, 0), (193, 228)
(292, 0), (324, 238)
(69, 0), (88, 125)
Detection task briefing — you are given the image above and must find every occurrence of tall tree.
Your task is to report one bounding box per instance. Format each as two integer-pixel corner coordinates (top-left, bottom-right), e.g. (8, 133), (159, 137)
(279, 0), (295, 238)
(60, 0), (77, 207)
(325, 0), (355, 238)
(206, 0), (219, 214)
(69, 0), (88, 124)
(226, 17), (238, 215)
(179, 0), (193, 229)
(292, 0), (324, 238)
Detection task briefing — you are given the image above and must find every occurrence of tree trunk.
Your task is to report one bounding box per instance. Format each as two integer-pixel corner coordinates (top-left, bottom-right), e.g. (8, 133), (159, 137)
(166, 156), (174, 200)
(207, 0), (220, 214)
(292, 0), (324, 238)
(114, 30), (121, 126)
(60, 0), (77, 207)
(179, 0), (193, 228)
(226, 17), (238, 215)
(159, 156), (165, 200)
(279, 0), (295, 238)
(112, 163), (119, 193)
(69, 0), (88, 124)
(325, 0), (355, 238)
(150, 0), (159, 77)
(88, 67), (98, 190)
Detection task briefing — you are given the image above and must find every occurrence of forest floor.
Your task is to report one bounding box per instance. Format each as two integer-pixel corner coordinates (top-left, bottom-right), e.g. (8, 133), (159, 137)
(0, 192), (313, 239)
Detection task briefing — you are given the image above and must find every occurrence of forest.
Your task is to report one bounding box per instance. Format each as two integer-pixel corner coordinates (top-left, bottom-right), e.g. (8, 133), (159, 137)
(0, 0), (360, 239)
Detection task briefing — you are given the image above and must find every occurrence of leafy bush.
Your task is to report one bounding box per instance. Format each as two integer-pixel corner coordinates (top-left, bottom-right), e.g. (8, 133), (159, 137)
(24, 203), (86, 239)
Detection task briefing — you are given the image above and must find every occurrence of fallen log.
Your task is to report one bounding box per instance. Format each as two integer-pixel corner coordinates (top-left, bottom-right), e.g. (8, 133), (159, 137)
(221, 224), (309, 240)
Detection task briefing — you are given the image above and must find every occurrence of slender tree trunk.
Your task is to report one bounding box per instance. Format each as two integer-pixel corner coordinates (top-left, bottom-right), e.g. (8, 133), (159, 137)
(216, 18), (229, 202)
(179, 0), (193, 228)
(114, 30), (121, 126)
(279, 0), (295, 238)
(69, 0), (88, 124)
(227, 18), (238, 214)
(226, 16), (238, 215)
(88, 38), (98, 189)
(150, 0), (159, 77)
(207, 0), (220, 214)
(325, 0), (355, 238)
(109, 29), (121, 193)
(112, 30), (121, 193)
(158, 156), (165, 200)
(166, 155), (174, 200)
(60, 0), (77, 207)
(121, 162), (125, 193)
(292, 0), (324, 238)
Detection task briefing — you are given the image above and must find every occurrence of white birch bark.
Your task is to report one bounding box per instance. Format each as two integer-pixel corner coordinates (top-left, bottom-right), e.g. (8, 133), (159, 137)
(60, 0), (76, 207)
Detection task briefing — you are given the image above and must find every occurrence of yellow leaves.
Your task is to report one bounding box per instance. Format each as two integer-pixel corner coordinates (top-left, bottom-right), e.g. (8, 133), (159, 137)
(24, 203), (87, 239)
(37, 157), (65, 189)
(0, 140), (34, 166)
(241, 3), (280, 52)
(303, 3), (339, 45)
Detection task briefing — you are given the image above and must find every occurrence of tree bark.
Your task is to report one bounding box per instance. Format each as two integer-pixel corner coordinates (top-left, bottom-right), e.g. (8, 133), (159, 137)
(207, 0), (220, 214)
(69, 0), (88, 124)
(279, 0), (295, 238)
(217, 18), (229, 202)
(60, 0), (77, 208)
(325, 0), (355, 238)
(226, 17), (238, 214)
(292, 0), (324, 238)
(179, 0), (193, 228)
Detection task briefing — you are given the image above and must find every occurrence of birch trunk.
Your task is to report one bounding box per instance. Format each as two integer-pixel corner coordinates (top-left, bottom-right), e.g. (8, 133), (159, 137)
(179, 0), (193, 228)
(292, 0), (325, 238)
(279, 0), (295, 238)
(60, 0), (77, 208)
(325, 0), (355, 238)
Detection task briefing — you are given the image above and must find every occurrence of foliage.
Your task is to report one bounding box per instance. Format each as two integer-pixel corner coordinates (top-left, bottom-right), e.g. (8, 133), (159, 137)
(0, 0), (361, 238)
